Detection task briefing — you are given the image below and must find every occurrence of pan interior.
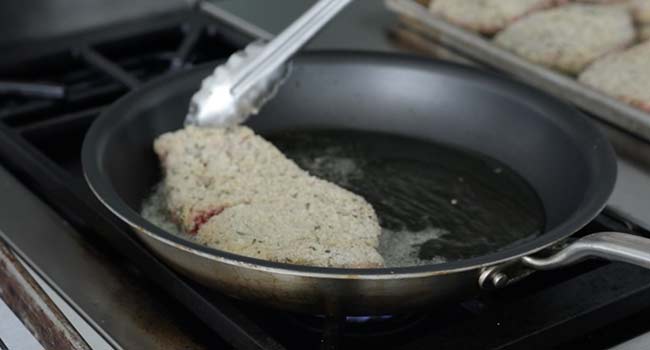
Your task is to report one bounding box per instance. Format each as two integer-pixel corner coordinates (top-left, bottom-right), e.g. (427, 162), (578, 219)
(141, 128), (545, 267)
(90, 53), (615, 273)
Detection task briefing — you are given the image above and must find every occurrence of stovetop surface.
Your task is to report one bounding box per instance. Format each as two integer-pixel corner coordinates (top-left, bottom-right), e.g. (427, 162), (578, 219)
(0, 0), (183, 50)
(2, 7), (650, 350)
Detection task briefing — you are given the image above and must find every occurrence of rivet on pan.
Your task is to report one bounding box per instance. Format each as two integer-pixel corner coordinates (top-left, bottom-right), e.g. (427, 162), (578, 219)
(490, 273), (509, 288)
(479, 267), (509, 289)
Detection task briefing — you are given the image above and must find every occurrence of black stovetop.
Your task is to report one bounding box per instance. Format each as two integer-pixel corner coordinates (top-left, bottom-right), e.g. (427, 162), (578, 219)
(1, 9), (650, 350)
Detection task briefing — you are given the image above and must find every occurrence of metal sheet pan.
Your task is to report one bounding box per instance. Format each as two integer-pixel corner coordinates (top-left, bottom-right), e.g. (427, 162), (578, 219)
(385, 0), (650, 143)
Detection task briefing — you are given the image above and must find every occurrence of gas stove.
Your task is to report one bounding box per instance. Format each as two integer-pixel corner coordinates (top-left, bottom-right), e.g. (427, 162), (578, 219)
(1, 3), (650, 350)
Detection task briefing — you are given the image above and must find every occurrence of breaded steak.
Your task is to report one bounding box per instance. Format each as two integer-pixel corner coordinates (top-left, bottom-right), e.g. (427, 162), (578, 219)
(494, 4), (635, 74)
(429, 0), (555, 34)
(579, 41), (650, 112)
(152, 126), (384, 268)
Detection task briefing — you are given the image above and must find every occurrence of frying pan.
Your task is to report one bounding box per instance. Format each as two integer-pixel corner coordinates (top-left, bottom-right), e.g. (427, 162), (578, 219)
(82, 52), (650, 315)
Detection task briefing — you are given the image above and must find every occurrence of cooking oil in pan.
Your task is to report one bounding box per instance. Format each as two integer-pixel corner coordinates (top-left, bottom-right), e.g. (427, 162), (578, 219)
(267, 130), (545, 267)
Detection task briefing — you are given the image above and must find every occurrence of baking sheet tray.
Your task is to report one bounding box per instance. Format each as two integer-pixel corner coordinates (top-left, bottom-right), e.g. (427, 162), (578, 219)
(385, 0), (650, 143)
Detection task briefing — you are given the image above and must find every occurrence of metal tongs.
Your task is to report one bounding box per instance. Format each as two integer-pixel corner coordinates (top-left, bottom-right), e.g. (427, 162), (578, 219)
(185, 0), (354, 127)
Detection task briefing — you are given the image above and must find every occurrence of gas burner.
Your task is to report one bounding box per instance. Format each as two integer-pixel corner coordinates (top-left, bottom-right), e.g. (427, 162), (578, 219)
(288, 312), (428, 338)
(345, 315), (395, 323)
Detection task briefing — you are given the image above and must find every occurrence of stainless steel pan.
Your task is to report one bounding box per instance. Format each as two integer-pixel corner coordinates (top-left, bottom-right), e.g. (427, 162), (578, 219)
(82, 52), (650, 315)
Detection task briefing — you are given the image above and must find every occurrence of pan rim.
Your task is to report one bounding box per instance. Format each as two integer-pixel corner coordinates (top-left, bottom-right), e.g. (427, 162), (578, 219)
(82, 51), (617, 279)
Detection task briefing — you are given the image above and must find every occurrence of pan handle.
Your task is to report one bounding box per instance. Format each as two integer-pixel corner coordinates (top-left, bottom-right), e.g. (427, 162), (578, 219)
(479, 232), (650, 289)
(521, 232), (650, 270)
